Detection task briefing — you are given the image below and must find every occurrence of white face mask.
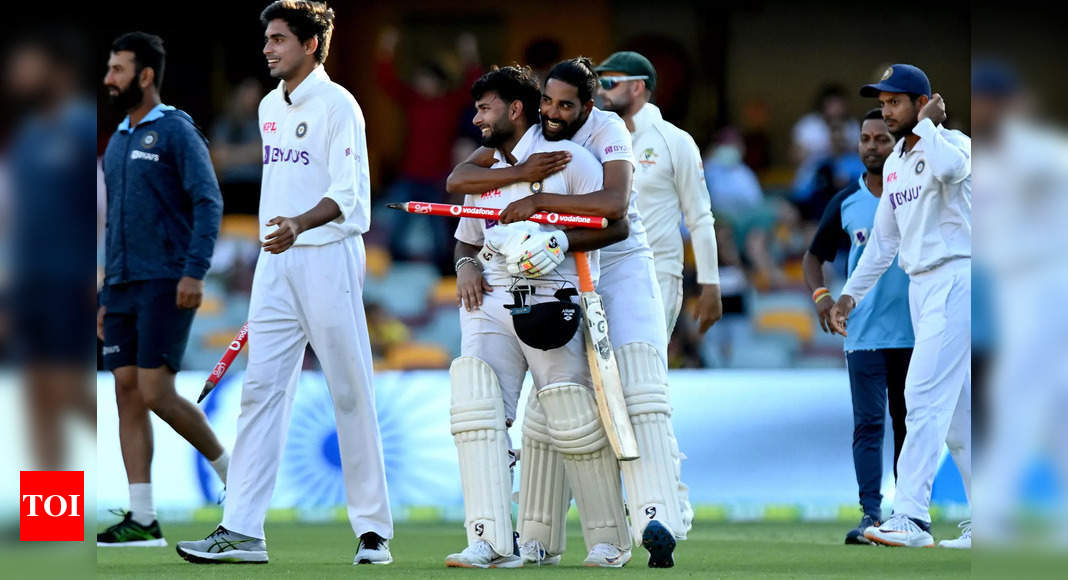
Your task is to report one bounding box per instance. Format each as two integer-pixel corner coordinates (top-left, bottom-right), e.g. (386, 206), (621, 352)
(710, 145), (742, 166)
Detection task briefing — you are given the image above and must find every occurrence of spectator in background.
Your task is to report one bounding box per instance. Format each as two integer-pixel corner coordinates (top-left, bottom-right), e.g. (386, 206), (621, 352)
(793, 120), (866, 223)
(791, 83), (860, 167)
(374, 28), (481, 273)
(702, 126), (763, 221)
(524, 37), (562, 91)
(210, 78), (263, 215)
(4, 28), (97, 469)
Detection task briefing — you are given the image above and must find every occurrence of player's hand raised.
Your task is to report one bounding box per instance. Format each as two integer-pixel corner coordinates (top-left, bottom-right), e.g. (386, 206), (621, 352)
(263, 216), (304, 254)
(518, 151), (570, 183)
(456, 260), (492, 311)
(918, 93), (947, 126)
(828, 295), (855, 337)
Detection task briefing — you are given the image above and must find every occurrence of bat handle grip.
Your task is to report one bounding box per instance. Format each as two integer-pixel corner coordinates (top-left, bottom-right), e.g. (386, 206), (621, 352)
(573, 252), (594, 292)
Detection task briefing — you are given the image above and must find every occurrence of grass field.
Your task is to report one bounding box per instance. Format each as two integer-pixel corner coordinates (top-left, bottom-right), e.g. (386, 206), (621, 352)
(97, 521), (970, 578)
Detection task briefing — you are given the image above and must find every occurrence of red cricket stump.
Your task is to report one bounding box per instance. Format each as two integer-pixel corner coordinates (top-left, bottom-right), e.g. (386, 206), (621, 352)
(197, 322), (249, 403)
(387, 201), (608, 229)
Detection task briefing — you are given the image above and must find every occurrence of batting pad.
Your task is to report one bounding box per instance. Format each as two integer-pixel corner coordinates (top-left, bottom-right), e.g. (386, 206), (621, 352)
(538, 383), (631, 551)
(617, 342), (693, 541)
(450, 356), (515, 556)
(517, 392), (570, 556)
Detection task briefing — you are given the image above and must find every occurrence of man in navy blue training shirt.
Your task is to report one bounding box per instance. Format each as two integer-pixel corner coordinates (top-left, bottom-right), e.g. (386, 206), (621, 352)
(802, 109), (913, 544)
(97, 31), (229, 547)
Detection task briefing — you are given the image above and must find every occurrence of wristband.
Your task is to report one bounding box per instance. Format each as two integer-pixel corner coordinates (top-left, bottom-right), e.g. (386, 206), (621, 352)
(816, 293), (834, 304)
(455, 256), (480, 273)
(812, 287), (830, 303)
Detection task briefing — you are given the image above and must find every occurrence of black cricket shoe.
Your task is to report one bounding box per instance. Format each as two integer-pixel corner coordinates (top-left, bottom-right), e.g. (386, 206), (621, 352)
(642, 520), (676, 568)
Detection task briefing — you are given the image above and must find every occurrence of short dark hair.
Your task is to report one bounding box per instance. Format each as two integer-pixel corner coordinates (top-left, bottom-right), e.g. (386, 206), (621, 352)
(260, 1), (335, 63)
(471, 65), (541, 126)
(863, 108), (883, 121)
(546, 57), (598, 103)
(111, 32), (166, 90)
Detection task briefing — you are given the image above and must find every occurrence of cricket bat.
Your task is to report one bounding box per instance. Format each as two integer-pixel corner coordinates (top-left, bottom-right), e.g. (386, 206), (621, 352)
(573, 252), (640, 461)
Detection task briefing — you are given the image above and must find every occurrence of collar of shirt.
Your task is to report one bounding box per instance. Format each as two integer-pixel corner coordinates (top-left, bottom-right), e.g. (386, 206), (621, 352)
(631, 102), (662, 135)
(492, 125), (539, 166)
(118, 103), (175, 133)
(280, 65), (330, 106)
(895, 121), (947, 157)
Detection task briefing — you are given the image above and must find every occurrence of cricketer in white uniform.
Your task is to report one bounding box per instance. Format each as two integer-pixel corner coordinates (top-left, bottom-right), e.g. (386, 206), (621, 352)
(831, 64), (971, 548)
(490, 58), (691, 568)
(179, 6), (392, 565)
(447, 66), (632, 569)
(595, 52), (721, 335)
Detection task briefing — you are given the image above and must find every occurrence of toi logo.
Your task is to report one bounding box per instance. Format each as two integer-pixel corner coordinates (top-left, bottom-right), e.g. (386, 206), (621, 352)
(20, 471), (84, 541)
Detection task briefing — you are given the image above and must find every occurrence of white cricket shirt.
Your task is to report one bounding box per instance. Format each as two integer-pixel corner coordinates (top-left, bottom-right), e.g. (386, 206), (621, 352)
(258, 65), (370, 245)
(568, 107), (653, 266)
(455, 124), (604, 288)
(842, 118), (971, 303)
(631, 103), (720, 284)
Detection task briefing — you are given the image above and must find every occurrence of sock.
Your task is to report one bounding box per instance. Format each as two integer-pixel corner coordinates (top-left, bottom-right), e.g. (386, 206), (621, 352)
(129, 483), (156, 526)
(210, 450), (230, 484)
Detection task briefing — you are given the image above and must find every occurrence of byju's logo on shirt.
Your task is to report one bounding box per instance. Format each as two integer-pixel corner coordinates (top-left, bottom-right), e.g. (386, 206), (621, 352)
(888, 186), (921, 210)
(604, 144), (630, 156)
(853, 228), (869, 245)
(130, 150), (159, 162)
(263, 145), (310, 166)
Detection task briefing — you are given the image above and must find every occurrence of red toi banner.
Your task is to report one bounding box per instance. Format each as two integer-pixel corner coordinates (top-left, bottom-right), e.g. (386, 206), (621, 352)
(20, 471), (84, 541)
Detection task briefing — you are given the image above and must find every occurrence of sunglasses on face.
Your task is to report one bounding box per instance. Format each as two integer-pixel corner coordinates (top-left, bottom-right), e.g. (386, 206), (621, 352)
(598, 75), (649, 90)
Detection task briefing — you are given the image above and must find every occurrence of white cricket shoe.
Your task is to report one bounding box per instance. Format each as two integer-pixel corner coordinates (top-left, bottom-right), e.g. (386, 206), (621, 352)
(864, 513), (934, 547)
(445, 540), (523, 568)
(583, 543), (631, 567)
(176, 526), (268, 563)
(354, 532), (392, 564)
(520, 540), (561, 566)
(939, 520), (972, 549)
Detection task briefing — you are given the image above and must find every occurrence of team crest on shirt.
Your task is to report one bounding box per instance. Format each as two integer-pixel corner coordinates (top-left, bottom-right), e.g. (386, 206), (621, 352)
(853, 228), (869, 246)
(915, 159), (926, 174)
(140, 131), (159, 149)
(295, 122), (308, 138)
(530, 180), (543, 193)
(639, 147), (658, 168)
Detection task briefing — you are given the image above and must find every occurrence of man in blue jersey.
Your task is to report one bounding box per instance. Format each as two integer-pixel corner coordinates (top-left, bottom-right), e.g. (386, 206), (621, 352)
(98, 31), (229, 547)
(802, 109), (912, 544)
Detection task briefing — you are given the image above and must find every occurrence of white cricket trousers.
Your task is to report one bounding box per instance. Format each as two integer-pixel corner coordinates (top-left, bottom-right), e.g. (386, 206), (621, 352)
(893, 258), (971, 522)
(222, 235), (393, 540)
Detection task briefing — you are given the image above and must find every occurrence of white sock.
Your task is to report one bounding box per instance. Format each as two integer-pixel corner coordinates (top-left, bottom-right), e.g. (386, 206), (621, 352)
(210, 450), (230, 484)
(129, 483), (156, 526)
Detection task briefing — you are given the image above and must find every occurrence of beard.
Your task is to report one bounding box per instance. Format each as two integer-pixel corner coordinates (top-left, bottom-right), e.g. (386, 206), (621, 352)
(890, 117), (918, 140)
(480, 119), (514, 149)
(600, 95), (628, 115)
(106, 80), (142, 113)
(541, 114), (582, 142)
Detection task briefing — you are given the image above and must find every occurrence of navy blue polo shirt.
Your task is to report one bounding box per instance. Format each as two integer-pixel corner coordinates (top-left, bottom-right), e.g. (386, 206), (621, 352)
(101, 103), (223, 295)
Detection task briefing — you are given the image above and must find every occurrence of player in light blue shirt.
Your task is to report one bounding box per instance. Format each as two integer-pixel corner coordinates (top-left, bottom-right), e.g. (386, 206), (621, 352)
(802, 109), (914, 544)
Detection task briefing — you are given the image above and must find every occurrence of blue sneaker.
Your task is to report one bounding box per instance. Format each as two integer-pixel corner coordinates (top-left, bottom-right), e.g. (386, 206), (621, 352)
(846, 514), (879, 545)
(642, 520), (676, 568)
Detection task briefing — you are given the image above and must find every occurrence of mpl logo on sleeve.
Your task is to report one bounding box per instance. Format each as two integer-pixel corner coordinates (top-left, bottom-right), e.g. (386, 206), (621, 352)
(20, 471), (84, 541)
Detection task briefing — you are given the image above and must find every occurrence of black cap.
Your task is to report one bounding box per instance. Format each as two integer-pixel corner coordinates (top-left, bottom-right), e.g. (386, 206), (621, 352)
(860, 64), (931, 98)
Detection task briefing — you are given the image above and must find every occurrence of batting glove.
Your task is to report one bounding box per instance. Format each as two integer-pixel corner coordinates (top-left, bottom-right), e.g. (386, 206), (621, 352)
(505, 230), (570, 278)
